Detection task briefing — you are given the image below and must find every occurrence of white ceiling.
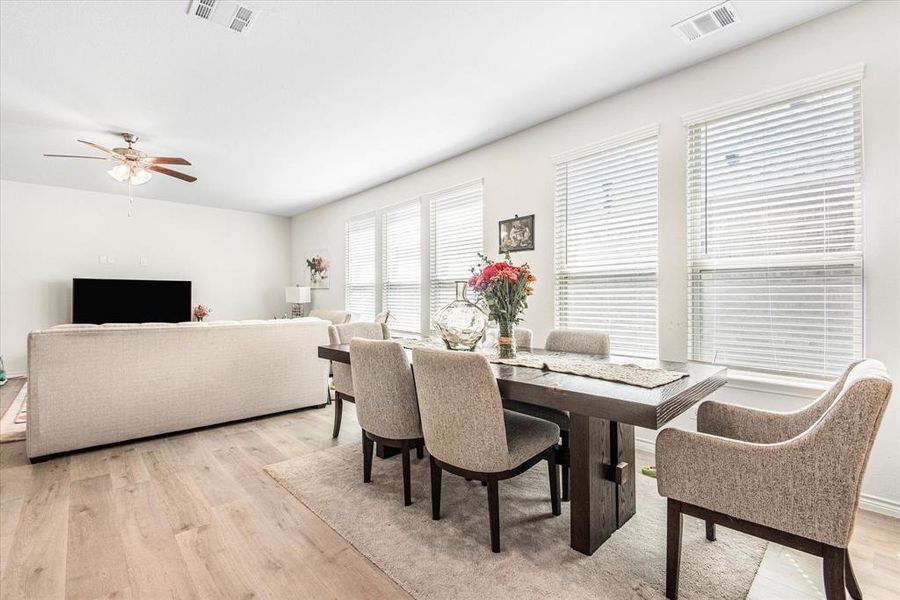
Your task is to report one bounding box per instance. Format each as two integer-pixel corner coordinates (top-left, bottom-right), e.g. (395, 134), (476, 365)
(0, 0), (855, 216)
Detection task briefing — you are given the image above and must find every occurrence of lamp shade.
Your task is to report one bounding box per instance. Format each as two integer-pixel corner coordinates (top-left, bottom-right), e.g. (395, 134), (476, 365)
(285, 285), (311, 304)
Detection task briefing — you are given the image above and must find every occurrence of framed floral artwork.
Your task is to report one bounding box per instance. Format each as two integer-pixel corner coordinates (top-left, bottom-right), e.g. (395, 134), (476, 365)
(499, 214), (535, 253)
(305, 249), (331, 289)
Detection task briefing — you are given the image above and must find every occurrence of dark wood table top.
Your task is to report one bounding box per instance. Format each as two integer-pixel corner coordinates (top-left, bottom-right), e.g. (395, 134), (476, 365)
(318, 344), (727, 430)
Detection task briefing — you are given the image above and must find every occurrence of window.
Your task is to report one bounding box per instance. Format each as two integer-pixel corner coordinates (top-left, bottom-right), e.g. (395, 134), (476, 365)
(686, 68), (864, 377)
(382, 201), (421, 333)
(428, 180), (484, 313)
(554, 126), (659, 358)
(344, 214), (376, 322)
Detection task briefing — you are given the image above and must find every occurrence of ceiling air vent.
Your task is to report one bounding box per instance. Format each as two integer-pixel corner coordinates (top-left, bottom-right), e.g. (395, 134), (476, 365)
(192, 0), (216, 20)
(672, 1), (740, 43)
(229, 6), (253, 33)
(187, 0), (256, 34)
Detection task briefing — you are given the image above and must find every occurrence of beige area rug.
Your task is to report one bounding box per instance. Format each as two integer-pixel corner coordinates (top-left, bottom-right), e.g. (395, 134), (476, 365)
(0, 382), (28, 443)
(265, 443), (766, 600)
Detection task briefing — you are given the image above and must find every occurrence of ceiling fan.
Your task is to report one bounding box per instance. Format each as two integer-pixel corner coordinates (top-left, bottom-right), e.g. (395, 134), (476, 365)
(44, 133), (197, 185)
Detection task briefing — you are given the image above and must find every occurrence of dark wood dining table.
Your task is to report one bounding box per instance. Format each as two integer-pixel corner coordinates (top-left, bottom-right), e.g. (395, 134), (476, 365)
(318, 343), (727, 556)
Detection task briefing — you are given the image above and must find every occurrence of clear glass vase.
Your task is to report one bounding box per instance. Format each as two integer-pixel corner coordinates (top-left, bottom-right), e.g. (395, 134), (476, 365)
(497, 320), (516, 359)
(432, 281), (488, 351)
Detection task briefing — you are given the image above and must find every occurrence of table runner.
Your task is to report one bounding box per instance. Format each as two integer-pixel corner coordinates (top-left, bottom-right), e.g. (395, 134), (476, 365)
(394, 337), (687, 389)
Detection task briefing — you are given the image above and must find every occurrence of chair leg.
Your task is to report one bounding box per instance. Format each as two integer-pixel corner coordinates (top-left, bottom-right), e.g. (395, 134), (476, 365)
(416, 439), (425, 459)
(823, 546), (847, 600)
(705, 520), (716, 541)
(430, 456), (442, 520)
(666, 499), (683, 600)
(845, 552), (863, 600)
(547, 451), (560, 516)
(487, 478), (501, 553)
(401, 443), (412, 507)
(560, 430), (569, 502)
(362, 432), (374, 483)
(332, 395), (343, 439)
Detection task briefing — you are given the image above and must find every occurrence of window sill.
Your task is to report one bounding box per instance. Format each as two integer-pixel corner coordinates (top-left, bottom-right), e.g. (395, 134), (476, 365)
(724, 368), (831, 398)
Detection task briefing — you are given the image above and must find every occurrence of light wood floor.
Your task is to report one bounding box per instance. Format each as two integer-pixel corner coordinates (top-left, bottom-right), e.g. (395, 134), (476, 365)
(1, 378), (898, 599)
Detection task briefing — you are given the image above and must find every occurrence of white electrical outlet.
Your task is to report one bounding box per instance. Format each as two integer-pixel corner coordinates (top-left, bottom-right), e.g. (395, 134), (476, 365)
(107, 256), (115, 264)
(140, 256), (149, 266)
(99, 255), (107, 264)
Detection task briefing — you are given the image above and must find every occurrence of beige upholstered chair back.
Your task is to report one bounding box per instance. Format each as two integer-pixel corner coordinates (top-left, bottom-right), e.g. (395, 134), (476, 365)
(513, 327), (533, 350)
(350, 339), (421, 440)
(698, 359), (863, 444)
(310, 309), (352, 324)
(545, 328), (609, 355)
(328, 322), (390, 397)
(789, 359), (893, 545)
(412, 348), (510, 472)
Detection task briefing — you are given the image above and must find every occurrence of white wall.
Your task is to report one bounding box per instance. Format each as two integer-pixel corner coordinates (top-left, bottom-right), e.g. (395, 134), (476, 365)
(291, 1), (900, 512)
(1, 180), (292, 374)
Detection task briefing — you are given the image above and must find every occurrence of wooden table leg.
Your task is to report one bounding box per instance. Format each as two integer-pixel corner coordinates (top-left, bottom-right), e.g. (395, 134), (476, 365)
(569, 413), (616, 555)
(615, 422), (636, 526)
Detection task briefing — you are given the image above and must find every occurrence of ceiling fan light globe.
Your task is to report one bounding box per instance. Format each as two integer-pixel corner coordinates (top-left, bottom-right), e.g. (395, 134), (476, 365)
(107, 163), (131, 182)
(129, 168), (152, 186)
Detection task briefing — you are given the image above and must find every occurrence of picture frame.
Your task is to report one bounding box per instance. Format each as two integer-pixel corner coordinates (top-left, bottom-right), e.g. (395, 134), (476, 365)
(498, 214), (535, 253)
(304, 249), (331, 289)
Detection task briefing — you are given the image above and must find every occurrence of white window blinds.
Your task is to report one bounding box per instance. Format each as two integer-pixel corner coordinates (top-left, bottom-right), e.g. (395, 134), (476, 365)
(429, 181), (483, 314)
(382, 201), (421, 333)
(345, 214), (376, 322)
(554, 127), (659, 358)
(686, 73), (864, 377)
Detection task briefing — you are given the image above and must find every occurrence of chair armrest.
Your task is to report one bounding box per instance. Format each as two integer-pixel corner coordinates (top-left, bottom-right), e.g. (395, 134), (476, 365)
(656, 427), (854, 547)
(697, 400), (795, 444)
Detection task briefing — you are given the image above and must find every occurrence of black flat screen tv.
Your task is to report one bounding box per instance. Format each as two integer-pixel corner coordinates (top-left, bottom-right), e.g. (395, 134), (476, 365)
(73, 278), (192, 324)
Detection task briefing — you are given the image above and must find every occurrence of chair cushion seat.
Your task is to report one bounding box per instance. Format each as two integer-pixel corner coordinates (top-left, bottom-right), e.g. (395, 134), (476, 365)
(503, 410), (560, 468)
(503, 399), (569, 430)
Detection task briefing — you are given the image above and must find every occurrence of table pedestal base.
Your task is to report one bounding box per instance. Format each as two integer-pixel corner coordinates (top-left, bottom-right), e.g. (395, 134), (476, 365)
(569, 414), (636, 555)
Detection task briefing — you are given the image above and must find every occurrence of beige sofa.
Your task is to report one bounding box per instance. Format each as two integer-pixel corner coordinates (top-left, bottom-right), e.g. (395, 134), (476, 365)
(26, 318), (331, 459)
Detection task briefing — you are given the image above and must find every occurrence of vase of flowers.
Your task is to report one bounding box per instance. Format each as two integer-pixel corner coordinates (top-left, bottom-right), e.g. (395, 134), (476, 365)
(468, 253), (536, 359)
(193, 304), (210, 322)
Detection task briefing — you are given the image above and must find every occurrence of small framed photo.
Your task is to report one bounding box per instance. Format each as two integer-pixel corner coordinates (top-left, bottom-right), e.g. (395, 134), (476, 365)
(498, 214), (535, 253)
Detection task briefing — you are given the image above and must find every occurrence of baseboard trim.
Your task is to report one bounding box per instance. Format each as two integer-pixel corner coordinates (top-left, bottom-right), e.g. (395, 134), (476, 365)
(634, 435), (899, 519)
(857, 493), (900, 519)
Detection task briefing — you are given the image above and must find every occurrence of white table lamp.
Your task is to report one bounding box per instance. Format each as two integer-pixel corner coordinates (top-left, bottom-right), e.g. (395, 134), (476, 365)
(285, 285), (311, 317)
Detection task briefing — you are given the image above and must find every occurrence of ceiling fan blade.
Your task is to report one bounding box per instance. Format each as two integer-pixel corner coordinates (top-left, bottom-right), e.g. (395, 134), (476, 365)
(146, 156), (192, 166)
(148, 165), (197, 182)
(77, 139), (115, 155)
(44, 154), (110, 160)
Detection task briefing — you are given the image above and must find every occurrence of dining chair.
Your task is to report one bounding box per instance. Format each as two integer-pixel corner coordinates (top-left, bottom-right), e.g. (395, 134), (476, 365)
(373, 310), (391, 324)
(513, 327), (533, 350)
(350, 338), (424, 506)
(411, 347), (561, 553)
(656, 359), (893, 600)
(503, 327), (610, 501)
(310, 309), (352, 324)
(328, 322), (391, 438)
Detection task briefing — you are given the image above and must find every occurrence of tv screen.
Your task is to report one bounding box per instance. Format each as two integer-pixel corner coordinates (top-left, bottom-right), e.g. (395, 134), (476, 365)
(73, 278), (192, 324)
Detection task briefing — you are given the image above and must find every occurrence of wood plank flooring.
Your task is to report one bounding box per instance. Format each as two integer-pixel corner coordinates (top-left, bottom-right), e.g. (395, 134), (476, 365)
(1, 377), (898, 599)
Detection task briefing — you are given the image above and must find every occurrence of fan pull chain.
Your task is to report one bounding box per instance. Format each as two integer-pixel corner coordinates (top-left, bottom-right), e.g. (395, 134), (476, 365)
(128, 181), (134, 217)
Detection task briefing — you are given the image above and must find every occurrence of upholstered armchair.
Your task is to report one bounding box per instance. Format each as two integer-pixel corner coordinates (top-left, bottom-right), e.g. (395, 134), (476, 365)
(328, 322), (391, 438)
(412, 347), (561, 552)
(350, 338), (424, 506)
(503, 327), (611, 501)
(656, 359), (893, 600)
